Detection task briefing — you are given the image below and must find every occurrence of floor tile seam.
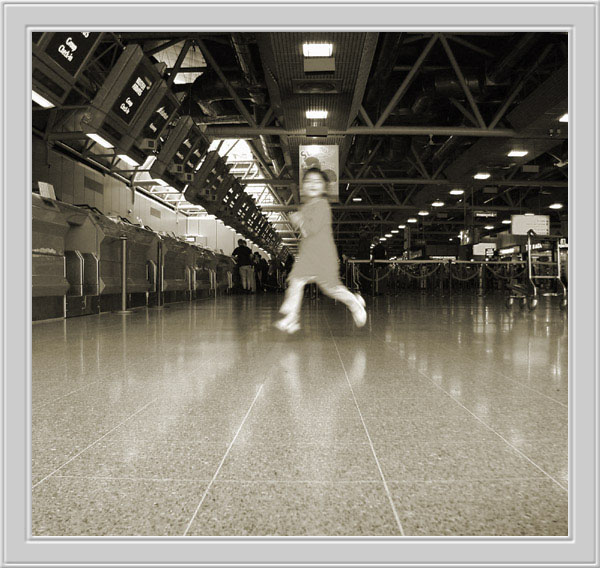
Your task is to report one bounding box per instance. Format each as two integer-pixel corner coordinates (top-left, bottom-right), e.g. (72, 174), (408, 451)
(369, 343), (568, 408)
(31, 361), (150, 410)
(31, 398), (159, 490)
(48, 475), (390, 483)
(324, 315), (405, 537)
(182, 383), (265, 537)
(382, 342), (569, 494)
(427, 338), (568, 409)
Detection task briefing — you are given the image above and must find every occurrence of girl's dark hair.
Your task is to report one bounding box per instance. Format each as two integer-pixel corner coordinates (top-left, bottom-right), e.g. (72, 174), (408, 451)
(302, 167), (329, 184)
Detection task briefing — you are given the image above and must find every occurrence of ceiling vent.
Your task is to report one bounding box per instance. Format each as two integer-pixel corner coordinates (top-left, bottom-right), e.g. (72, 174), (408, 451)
(292, 79), (342, 94)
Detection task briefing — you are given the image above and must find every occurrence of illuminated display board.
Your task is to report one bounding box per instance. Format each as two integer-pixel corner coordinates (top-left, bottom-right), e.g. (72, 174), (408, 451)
(111, 63), (154, 125)
(32, 32), (104, 105)
(43, 33), (101, 77)
(81, 44), (167, 156)
(140, 93), (179, 140)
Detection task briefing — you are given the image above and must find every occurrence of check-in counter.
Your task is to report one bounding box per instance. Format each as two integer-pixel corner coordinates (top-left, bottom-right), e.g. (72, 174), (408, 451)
(32, 194), (71, 319)
(60, 207), (158, 311)
(192, 246), (216, 295)
(160, 234), (193, 296)
(214, 253), (235, 292)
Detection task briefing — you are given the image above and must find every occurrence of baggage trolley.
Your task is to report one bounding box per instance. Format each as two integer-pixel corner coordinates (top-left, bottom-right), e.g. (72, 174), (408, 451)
(505, 230), (567, 311)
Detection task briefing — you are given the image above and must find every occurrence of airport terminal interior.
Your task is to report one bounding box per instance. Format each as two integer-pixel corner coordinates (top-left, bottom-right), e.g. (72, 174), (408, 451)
(32, 31), (568, 536)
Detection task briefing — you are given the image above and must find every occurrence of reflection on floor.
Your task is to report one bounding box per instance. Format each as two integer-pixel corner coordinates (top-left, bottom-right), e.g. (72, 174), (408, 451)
(32, 293), (568, 536)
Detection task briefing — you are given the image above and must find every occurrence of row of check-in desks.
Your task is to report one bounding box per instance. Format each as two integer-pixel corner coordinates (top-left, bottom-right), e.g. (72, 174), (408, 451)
(32, 193), (236, 321)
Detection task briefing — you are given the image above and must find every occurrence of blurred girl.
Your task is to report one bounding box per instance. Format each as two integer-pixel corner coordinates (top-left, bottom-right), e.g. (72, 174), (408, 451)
(275, 168), (366, 333)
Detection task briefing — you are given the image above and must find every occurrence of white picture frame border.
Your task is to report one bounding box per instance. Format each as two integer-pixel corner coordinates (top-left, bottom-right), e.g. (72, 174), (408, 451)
(2, 1), (598, 566)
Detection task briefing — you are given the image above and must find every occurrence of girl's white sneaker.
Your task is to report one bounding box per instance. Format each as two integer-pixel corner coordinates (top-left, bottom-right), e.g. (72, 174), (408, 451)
(351, 294), (367, 327)
(275, 314), (300, 334)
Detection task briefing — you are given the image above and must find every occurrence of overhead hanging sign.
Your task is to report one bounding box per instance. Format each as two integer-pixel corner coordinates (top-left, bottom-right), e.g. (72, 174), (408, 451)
(299, 145), (339, 202)
(511, 214), (550, 236)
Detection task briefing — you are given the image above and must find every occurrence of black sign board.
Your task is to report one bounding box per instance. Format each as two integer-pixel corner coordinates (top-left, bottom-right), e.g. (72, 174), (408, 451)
(44, 32), (100, 78)
(141, 94), (178, 140)
(111, 63), (154, 125)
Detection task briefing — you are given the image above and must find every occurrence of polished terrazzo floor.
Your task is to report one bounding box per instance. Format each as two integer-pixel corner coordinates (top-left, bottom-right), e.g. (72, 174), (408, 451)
(31, 292), (568, 536)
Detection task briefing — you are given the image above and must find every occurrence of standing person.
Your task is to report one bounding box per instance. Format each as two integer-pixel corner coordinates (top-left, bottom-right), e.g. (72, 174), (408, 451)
(275, 168), (367, 333)
(253, 252), (264, 292)
(232, 239), (253, 292)
(371, 237), (388, 295)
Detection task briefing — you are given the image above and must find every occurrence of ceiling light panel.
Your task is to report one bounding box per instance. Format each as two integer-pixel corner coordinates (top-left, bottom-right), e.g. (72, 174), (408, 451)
(303, 43), (333, 57)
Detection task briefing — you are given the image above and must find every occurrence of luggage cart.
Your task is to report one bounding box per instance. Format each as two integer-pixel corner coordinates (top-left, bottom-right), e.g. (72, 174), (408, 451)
(505, 230), (567, 311)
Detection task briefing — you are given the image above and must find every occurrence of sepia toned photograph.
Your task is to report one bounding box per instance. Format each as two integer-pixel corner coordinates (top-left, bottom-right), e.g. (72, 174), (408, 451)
(30, 28), (570, 539)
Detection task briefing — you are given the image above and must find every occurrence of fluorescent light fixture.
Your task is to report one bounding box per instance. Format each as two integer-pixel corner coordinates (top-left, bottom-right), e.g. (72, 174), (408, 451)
(391, 229), (399, 234)
(398, 224), (406, 229)
(117, 154), (140, 167)
(352, 197), (362, 202)
(32, 89), (54, 108)
(507, 150), (528, 157)
(474, 172), (491, 180)
(484, 225), (494, 230)
(141, 155), (157, 169)
(449, 189), (464, 195)
(431, 200), (444, 207)
(385, 233), (392, 238)
(86, 132), (114, 149)
(549, 203), (564, 209)
(303, 43), (333, 57)
(379, 237), (387, 241)
(559, 113), (568, 123)
(418, 210), (429, 216)
(306, 110), (328, 119)
(407, 218), (417, 223)
(502, 219), (511, 224)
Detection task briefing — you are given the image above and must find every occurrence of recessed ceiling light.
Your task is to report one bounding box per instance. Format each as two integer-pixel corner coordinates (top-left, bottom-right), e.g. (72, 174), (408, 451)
(432, 200), (444, 207)
(407, 218), (417, 223)
(398, 224), (406, 229)
(549, 203), (564, 209)
(306, 110), (328, 119)
(502, 219), (511, 224)
(559, 113), (568, 123)
(507, 150), (529, 157)
(418, 210), (429, 216)
(380, 237), (387, 241)
(484, 225), (494, 230)
(303, 43), (333, 57)
(385, 233), (392, 238)
(86, 132), (114, 149)
(449, 189), (464, 195)
(474, 172), (491, 180)
(391, 229), (399, 233)
(117, 154), (140, 167)
(32, 89), (54, 108)
(352, 197), (362, 202)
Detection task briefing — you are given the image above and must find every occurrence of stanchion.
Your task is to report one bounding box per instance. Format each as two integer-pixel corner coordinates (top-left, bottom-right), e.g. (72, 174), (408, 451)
(115, 236), (132, 315)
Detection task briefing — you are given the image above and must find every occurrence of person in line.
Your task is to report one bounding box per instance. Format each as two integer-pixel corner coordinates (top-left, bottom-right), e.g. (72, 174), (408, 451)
(232, 239), (253, 293)
(275, 167), (367, 333)
(371, 236), (388, 295)
(253, 252), (264, 292)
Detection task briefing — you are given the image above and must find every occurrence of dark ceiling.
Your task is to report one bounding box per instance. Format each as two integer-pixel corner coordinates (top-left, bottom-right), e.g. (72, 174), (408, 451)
(33, 31), (568, 257)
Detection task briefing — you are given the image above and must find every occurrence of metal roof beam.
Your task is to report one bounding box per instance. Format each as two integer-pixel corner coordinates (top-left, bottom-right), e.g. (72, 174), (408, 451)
(204, 126), (525, 137)
(243, 178), (568, 188)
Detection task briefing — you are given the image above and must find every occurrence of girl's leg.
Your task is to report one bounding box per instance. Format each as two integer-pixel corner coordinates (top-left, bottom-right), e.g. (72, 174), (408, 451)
(275, 278), (307, 333)
(317, 280), (367, 327)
